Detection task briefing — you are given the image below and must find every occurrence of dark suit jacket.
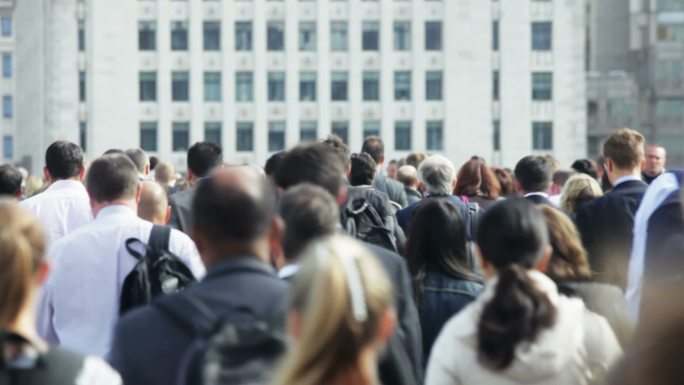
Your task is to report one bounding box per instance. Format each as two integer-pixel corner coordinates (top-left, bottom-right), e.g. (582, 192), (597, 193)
(396, 195), (469, 235)
(405, 188), (423, 206)
(575, 180), (647, 289)
(109, 257), (289, 385)
(375, 175), (408, 208)
(524, 193), (553, 206)
(168, 186), (197, 235)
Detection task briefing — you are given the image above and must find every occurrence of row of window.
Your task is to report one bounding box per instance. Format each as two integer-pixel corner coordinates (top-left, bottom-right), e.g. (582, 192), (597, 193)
(492, 21), (553, 51)
(137, 120), (444, 153)
(492, 71), (553, 101)
(137, 20), (443, 52)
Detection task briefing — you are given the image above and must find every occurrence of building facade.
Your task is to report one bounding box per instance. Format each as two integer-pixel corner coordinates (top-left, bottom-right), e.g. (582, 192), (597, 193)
(0, 0), (13, 162)
(15, 0), (586, 174)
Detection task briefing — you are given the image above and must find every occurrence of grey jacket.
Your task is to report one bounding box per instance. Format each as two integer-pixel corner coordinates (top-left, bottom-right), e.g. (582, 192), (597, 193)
(375, 175), (408, 208)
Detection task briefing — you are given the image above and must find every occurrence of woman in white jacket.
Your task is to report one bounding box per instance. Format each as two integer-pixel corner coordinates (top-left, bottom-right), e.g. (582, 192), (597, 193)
(425, 198), (622, 385)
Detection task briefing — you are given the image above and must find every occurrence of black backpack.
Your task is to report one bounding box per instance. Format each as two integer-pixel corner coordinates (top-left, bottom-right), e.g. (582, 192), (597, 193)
(154, 294), (288, 385)
(120, 225), (197, 315)
(342, 198), (398, 252)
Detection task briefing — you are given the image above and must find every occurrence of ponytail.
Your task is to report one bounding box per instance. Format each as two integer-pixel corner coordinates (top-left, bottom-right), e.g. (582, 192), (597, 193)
(477, 265), (556, 370)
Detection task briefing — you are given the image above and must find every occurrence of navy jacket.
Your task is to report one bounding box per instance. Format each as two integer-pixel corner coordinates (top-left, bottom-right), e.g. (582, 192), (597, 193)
(397, 195), (470, 235)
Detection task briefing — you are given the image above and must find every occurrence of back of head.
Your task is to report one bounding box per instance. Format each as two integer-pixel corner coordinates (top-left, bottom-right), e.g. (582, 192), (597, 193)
(273, 235), (392, 385)
(274, 143), (344, 198)
(264, 151), (287, 177)
(0, 164), (22, 198)
(571, 158), (598, 180)
(25, 176), (46, 197)
(86, 154), (139, 203)
(149, 156), (159, 171)
(455, 158), (501, 199)
(0, 205), (45, 328)
(552, 169), (576, 187)
(603, 128), (645, 170)
(560, 173), (603, 213)
(125, 148), (150, 175)
(154, 161), (176, 185)
(103, 149), (124, 156)
(418, 155), (455, 196)
(405, 152), (428, 169)
(361, 136), (384, 164)
(187, 142), (223, 178)
(492, 167), (515, 196)
(138, 181), (169, 224)
(279, 184), (340, 261)
(538, 205), (591, 281)
(514, 155), (552, 193)
(322, 134), (351, 170)
(45, 140), (84, 180)
(396, 165), (418, 188)
(349, 153), (377, 186)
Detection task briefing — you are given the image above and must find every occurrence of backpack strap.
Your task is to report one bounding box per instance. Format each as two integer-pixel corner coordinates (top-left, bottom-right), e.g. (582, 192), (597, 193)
(148, 225), (172, 252)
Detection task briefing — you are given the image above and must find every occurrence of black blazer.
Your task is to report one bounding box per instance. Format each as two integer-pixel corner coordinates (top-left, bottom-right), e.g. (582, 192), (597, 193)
(575, 180), (647, 290)
(524, 193), (553, 206)
(168, 186), (197, 235)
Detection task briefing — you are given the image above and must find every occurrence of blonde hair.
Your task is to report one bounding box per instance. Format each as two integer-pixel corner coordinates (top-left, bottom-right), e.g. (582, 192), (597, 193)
(272, 235), (392, 385)
(0, 205), (45, 328)
(560, 174), (603, 213)
(24, 176), (46, 197)
(538, 205), (592, 280)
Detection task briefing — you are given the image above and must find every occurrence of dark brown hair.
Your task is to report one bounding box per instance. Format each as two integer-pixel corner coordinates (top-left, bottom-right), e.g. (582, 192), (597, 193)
(454, 158), (501, 199)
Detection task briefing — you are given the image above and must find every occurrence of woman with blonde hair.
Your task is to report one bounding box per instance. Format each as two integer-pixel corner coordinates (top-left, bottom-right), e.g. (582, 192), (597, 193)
(0, 205), (121, 383)
(272, 235), (395, 385)
(561, 173), (604, 214)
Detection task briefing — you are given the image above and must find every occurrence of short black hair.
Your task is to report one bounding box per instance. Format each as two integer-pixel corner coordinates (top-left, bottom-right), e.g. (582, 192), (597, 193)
(349, 153), (377, 186)
(361, 136), (384, 164)
(264, 151), (286, 177)
(187, 142), (223, 178)
(103, 149), (124, 155)
(45, 141), (83, 180)
(149, 156), (159, 171)
(0, 164), (22, 197)
(274, 143), (344, 197)
(85, 155), (139, 202)
(514, 155), (552, 193)
(125, 148), (149, 175)
(571, 158), (598, 180)
(322, 134), (351, 169)
(193, 170), (277, 243)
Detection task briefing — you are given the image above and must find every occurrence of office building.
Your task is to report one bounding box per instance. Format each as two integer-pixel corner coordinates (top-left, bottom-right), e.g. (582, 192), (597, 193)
(0, 0), (13, 162)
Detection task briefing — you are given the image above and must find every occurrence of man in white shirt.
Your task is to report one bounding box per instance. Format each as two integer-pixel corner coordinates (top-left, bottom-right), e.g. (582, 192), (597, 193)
(37, 154), (205, 358)
(20, 141), (92, 246)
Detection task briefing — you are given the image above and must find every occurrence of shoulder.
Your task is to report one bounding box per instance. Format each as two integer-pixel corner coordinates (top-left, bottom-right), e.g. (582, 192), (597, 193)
(169, 188), (194, 205)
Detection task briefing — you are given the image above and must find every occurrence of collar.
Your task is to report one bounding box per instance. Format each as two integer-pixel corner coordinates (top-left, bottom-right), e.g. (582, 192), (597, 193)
(204, 256), (277, 281)
(613, 174), (643, 187)
(47, 179), (86, 192)
(95, 205), (137, 220)
(524, 192), (550, 199)
(278, 264), (299, 279)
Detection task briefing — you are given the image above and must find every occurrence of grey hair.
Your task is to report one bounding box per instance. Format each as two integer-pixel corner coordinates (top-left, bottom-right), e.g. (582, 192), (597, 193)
(418, 155), (456, 196)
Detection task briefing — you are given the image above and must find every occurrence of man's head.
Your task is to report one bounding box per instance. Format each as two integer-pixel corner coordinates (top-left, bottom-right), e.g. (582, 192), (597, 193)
(397, 165), (419, 190)
(406, 152), (428, 169)
(602, 128), (645, 183)
(361, 136), (385, 166)
(85, 155), (141, 215)
(187, 142), (223, 183)
(0, 164), (22, 200)
(44, 141), (85, 183)
(322, 134), (351, 175)
(138, 181), (170, 225)
(149, 156), (159, 171)
(419, 155), (456, 196)
(279, 184), (339, 263)
(349, 153), (377, 186)
(154, 161), (176, 187)
(125, 148), (150, 179)
(264, 151), (286, 179)
(274, 143), (345, 200)
(192, 166), (279, 267)
(514, 155), (552, 194)
(387, 160), (398, 180)
(644, 145), (666, 177)
(549, 169), (576, 196)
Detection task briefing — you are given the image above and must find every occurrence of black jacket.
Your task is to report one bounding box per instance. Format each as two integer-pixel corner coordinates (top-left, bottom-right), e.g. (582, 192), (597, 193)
(575, 179), (647, 289)
(375, 175), (408, 208)
(168, 186), (197, 235)
(524, 193), (553, 206)
(109, 257), (289, 385)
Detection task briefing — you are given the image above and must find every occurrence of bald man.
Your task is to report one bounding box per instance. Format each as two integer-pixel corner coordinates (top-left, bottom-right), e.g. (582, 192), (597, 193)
(642, 145), (667, 185)
(137, 181), (170, 225)
(397, 165), (422, 206)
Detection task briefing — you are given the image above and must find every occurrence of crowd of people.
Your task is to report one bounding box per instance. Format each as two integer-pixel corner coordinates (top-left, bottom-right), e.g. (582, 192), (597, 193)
(0, 127), (681, 385)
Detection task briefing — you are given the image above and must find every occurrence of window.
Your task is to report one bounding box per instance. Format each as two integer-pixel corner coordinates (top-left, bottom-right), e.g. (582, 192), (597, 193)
(363, 121), (380, 139)
(493, 71), (499, 101)
(395, 121), (411, 150)
(268, 121), (286, 151)
(299, 21), (316, 51)
(425, 21), (442, 50)
(171, 21), (189, 51)
(236, 72), (253, 102)
(1, 17), (11, 37)
(204, 72), (222, 102)
(204, 21), (221, 51)
(139, 72), (156, 101)
(332, 122), (348, 143)
(426, 71), (442, 101)
(331, 72), (348, 101)
(394, 21), (411, 51)
(79, 122), (87, 152)
(532, 122), (552, 150)
(172, 122), (190, 152)
(235, 22), (253, 51)
(78, 20), (85, 51)
(362, 21), (380, 51)
(532, 72), (552, 101)
(2, 54), (10, 78)
(331, 21), (348, 51)
(139, 21), (156, 50)
(492, 20), (499, 51)
(300, 121), (317, 141)
(79, 72), (86, 102)
(395, 71), (411, 100)
(205, 122), (222, 146)
(172, 72), (190, 101)
(300, 72), (317, 101)
(427, 121), (443, 151)
(140, 122), (158, 152)
(493, 120), (501, 151)
(2, 135), (12, 159)
(268, 72), (286, 101)
(532, 22), (552, 51)
(237, 122), (254, 151)
(268, 21), (285, 51)
(363, 71), (380, 101)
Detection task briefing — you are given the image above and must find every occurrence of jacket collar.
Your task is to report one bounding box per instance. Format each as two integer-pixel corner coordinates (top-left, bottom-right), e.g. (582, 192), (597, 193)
(612, 178), (647, 191)
(204, 256), (277, 281)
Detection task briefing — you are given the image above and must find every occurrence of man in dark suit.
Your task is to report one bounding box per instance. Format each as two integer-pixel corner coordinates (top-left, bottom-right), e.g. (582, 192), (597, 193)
(168, 142), (223, 234)
(514, 155), (553, 205)
(397, 165), (423, 206)
(274, 143), (423, 385)
(575, 128), (648, 290)
(109, 166), (288, 385)
(362, 136), (408, 208)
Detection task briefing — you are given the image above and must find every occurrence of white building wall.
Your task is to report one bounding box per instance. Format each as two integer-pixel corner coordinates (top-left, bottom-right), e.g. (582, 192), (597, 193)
(0, 1), (13, 163)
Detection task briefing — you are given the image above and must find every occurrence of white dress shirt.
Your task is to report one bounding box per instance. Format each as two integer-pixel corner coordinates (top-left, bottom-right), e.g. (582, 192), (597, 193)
(19, 180), (93, 247)
(37, 205), (206, 358)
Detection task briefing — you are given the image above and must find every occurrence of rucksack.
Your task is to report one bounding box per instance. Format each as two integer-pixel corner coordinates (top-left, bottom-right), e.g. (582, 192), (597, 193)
(343, 198), (398, 252)
(154, 293), (288, 385)
(120, 225), (197, 315)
